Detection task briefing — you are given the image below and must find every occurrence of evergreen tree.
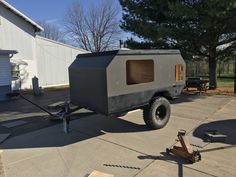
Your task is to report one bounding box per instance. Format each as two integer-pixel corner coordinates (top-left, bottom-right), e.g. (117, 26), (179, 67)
(120, 0), (236, 89)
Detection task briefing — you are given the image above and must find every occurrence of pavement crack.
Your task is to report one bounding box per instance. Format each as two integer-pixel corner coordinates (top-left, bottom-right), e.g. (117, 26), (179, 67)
(74, 129), (149, 156)
(56, 147), (70, 170)
(133, 159), (156, 177)
(186, 98), (233, 135)
(6, 152), (48, 166)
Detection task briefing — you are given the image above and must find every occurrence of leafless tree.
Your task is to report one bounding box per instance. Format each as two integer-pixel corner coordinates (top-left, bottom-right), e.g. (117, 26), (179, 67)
(37, 21), (65, 43)
(64, 1), (121, 52)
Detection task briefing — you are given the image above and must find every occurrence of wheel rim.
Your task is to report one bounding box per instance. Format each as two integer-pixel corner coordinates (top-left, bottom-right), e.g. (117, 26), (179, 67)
(155, 105), (167, 121)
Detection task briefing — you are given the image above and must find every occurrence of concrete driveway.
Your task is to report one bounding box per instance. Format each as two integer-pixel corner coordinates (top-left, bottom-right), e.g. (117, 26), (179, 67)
(0, 91), (235, 177)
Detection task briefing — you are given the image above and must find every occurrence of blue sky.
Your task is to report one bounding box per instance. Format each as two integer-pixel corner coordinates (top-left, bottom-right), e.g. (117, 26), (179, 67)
(5, 0), (133, 43)
(6, 0), (121, 24)
(5, 0), (131, 41)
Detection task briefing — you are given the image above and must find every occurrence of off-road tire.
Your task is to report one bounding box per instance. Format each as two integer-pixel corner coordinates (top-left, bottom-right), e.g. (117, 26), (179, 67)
(143, 97), (171, 129)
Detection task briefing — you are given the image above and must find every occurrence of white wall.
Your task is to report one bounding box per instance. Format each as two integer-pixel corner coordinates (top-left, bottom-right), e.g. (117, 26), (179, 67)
(0, 3), (88, 89)
(0, 3), (37, 89)
(35, 36), (87, 87)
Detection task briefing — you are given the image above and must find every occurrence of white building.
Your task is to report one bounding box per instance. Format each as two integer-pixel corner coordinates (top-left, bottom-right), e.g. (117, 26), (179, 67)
(0, 0), (88, 89)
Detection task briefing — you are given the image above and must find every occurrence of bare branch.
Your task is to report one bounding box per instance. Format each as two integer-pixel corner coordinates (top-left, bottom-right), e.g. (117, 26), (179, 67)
(64, 1), (122, 52)
(37, 21), (65, 43)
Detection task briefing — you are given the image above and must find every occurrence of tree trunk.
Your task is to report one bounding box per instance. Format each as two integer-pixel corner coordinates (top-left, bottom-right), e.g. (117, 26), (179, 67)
(209, 57), (217, 89)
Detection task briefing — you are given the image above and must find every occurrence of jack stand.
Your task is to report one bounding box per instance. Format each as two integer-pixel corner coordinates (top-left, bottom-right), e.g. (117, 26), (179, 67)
(7, 92), (81, 134)
(62, 102), (70, 134)
(63, 116), (70, 134)
(166, 130), (201, 163)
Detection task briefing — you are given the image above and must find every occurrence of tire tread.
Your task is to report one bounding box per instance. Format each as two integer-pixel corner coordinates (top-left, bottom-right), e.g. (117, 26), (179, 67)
(143, 97), (170, 129)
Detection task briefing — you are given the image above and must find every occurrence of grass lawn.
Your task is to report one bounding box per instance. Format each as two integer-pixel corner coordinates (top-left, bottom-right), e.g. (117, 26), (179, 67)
(217, 78), (234, 87)
(200, 76), (234, 87)
(208, 77), (235, 96)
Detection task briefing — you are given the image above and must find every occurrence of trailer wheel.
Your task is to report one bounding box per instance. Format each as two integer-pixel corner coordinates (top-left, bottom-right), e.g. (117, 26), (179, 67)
(143, 97), (171, 129)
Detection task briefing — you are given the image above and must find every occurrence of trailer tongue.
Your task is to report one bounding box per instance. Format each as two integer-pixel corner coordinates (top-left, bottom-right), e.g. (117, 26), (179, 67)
(7, 92), (81, 133)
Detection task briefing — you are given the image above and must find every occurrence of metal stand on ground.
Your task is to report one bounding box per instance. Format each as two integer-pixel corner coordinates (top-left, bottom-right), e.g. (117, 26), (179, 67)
(166, 130), (201, 163)
(7, 93), (81, 134)
(50, 101), (80, 134)
(61, 102), (70, 134)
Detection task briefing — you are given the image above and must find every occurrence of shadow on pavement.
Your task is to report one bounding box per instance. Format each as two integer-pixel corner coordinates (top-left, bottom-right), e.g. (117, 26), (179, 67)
(193, 119), (236, 145)
(138, 152), (217, 177)
(138, 152), (192, 177)
(0, 113), (150, 150)
(0, 90), (70, 116)
(170, 92), (207, 104)
(0, 90), (214, 150)
(0, 112), (95, 137)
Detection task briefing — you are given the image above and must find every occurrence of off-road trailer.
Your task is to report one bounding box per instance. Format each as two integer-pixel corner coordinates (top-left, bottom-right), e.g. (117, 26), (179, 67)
(9, 50), (186, 133)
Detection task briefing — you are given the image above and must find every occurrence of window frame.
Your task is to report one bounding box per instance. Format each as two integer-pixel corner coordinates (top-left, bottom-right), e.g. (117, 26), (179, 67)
(126, 59), (155, 85)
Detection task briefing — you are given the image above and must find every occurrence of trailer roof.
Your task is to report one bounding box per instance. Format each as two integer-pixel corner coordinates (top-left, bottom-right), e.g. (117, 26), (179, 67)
(77, 49), (180, 58)
(73, 49), (182, 69)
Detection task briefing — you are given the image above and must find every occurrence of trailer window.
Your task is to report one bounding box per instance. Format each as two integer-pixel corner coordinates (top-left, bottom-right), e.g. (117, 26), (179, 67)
(126, 60), (154, 85)
(175, 64), (184, 81)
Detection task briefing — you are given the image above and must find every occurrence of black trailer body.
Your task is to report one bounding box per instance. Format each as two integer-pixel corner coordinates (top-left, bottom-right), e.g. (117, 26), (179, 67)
(69, 50), (185, 116)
